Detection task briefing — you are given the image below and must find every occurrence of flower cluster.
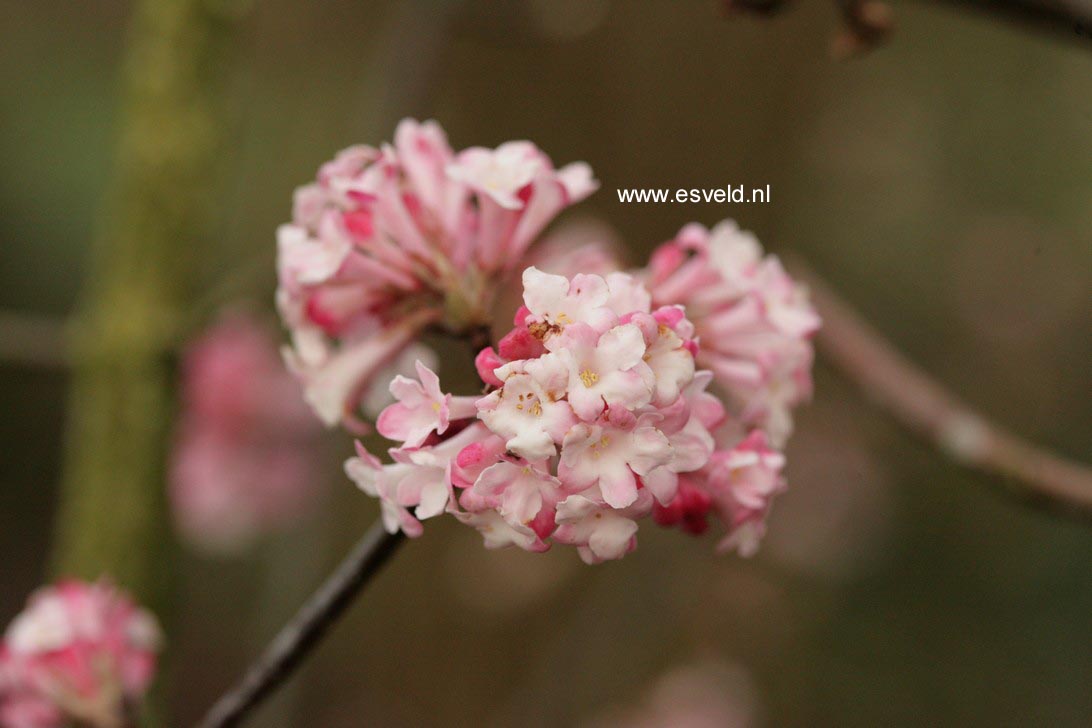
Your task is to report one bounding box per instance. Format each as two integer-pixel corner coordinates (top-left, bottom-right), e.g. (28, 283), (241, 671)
(280, 120), (819, 560)
(346, 269), (789, 562)
(169, 313), (327, 554)
(277, 119), (597, 427)
(646, 220), (819, 447)
(0, 581), (161, 728)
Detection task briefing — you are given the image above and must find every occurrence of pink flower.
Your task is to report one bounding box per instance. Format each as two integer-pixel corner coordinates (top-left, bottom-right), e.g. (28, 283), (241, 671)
(552, 492), (652, 564)
(345, 424), (489, 536)
(468, 461), (561, 544)
(277, 120), (597, 427)
(476, 363), (576, 460)
(552, 323), (655, 421)
(589, 659), (761, 728)
(344, 444), (422, 537)
(325, 159), (817, 562)
(645, 219), (819, 447)
(169, 313), (325, 555)
(359, 342), (437, 419)
(558, 415), (673, 508)
(669, 430), (787, 557)
(282, 308), (440, 428)
(451, 509), (545, 552)
(446, 142), (543, 210)
(521, 267), (615, 334)
(376, 361), (477, 448)
(0, 581), (161, 728)
(347, 269), (761, 562)
(521, 218), (624, 279)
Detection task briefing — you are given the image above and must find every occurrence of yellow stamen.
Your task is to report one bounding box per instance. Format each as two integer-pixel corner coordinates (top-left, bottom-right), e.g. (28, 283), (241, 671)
(579, 369), (599, 387)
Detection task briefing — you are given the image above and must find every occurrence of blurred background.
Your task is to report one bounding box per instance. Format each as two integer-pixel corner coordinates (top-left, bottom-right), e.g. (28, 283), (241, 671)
(1, 0), (1090, 725)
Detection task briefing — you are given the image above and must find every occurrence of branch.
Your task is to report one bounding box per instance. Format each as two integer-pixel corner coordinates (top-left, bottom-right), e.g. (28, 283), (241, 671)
(52, 0), (245, 611)
(784, 255), (1092, 520)
(923, 0), (1092, 41)
(196, 522), (405, 728)
(724, 0), (1092, 50)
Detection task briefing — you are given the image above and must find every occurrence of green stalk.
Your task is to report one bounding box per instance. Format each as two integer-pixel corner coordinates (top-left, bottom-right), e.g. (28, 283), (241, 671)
(52, 0), (246, 609)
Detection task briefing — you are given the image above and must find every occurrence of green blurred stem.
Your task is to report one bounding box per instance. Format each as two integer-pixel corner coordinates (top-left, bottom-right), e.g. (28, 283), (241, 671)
(52, 0), (245, 608)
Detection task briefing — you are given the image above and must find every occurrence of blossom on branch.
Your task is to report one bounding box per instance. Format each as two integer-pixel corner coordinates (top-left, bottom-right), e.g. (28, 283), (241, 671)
(645, 219), (819, 447)
(280, 121), (818, 561)
(0, 581), (161, 728)
(345, 269), (806, 562)
(277, 119), (597, 427)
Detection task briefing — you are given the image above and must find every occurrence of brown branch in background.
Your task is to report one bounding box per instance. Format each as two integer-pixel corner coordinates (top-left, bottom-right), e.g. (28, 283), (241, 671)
(724, 0), (1092, 51)
(924, 0), (1092, 40)
(784, 255), (1092, 520)
(196, 522), (405, 728)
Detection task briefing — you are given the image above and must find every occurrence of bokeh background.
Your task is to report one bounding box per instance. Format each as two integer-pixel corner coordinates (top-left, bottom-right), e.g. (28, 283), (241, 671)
(2, 1), (1090, 725)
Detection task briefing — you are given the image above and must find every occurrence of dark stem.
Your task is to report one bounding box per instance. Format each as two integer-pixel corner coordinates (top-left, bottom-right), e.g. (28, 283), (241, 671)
(195, 522), (405, 728)
(726, 0), (1092, 46)
(923, 0), (1092, 40)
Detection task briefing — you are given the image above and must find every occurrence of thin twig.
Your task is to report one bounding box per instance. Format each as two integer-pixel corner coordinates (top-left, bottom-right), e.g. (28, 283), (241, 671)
(725, 0), (1092, 48)
(923, 0), (1092, 41)
(784, 255), (1092, 520)
(196, 521), (405, 728)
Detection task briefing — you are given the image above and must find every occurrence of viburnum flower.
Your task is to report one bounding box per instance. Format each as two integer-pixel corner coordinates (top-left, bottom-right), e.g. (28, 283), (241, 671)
(645, 219), (820, 447)
(0, 581), (161, 728)
(376, 359), (478, 448)
(169, 313), (326, 555)
(344, 268), (801, 562)
(278, 121), (818, 561)
(277, 119), (597, 427)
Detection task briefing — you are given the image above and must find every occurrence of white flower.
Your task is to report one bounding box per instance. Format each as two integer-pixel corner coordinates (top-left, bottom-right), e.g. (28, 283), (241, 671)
(446, 141), (544, 210)
(554, 323), (654, 422)
(377, 361), (477, 448)
(471, 461), (561, 530)
(558, 415), (673, 508)
(476, 364), (575, 460)
(553, 494), (649, 564)
(521, 267), (615, 334)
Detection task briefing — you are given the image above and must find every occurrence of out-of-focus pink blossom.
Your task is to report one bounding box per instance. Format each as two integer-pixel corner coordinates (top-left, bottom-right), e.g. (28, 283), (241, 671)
(170, 313), (325, 554)
(645, 219), (819, 447)
(652, 430), (786, 556)
(277, 119), (597, 427)
(0, 581), (161, 728)
(585, 659), (760, 728)
(522, 218), (624, 279)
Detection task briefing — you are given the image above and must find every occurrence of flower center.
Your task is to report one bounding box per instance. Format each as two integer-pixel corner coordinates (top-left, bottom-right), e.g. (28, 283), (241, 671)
(579, 369), (599, 387)
(514, 392), (544, 417)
